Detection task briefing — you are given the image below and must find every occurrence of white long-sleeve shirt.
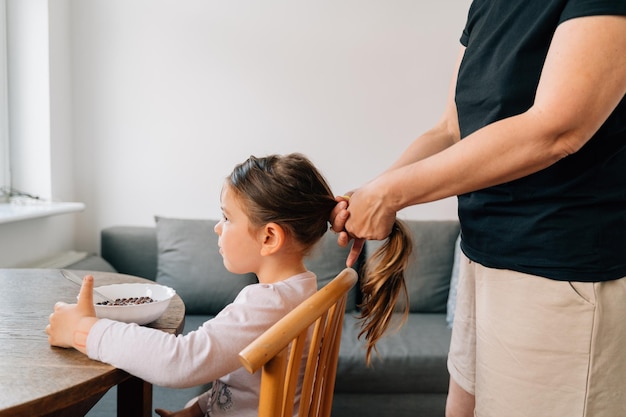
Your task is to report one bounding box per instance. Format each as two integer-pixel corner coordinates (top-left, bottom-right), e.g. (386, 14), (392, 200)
(86, 271), (317, 416)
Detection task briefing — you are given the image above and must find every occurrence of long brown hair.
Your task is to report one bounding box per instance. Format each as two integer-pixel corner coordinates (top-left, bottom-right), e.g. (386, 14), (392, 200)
(358, 220), (412, 365)
(228, 153), (413, 365)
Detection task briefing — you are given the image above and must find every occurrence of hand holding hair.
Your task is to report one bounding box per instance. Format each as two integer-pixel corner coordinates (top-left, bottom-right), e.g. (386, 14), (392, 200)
(330, 190), (413, 364)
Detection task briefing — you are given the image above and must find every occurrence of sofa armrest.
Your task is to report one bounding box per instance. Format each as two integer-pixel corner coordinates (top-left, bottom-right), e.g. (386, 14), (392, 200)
(101, 226), (158, 280)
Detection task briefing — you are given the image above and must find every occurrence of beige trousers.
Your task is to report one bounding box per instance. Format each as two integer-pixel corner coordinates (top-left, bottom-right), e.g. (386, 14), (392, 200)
(447, 254), (626, 417)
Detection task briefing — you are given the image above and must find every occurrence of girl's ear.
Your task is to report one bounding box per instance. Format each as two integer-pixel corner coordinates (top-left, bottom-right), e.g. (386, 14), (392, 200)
(259, 222), (285, 256)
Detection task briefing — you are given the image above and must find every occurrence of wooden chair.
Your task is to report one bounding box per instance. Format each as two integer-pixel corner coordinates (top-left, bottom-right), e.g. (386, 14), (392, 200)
(239, 267), (358, 417)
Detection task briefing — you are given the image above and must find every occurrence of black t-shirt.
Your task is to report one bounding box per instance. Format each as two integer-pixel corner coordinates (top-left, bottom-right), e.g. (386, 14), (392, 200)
(456, 0), (626, 281)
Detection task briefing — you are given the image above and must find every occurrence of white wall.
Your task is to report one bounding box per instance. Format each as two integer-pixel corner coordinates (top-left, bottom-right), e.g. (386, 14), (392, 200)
(0, 0), (469, 265)
(71, 0), (468, 253)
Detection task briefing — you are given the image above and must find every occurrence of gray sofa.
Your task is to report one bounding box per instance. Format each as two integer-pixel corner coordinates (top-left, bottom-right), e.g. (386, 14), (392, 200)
(75, 218), (460, 417)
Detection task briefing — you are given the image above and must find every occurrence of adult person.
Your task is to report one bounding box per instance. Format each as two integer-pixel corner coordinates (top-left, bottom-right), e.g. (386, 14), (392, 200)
(331, 1), (626, 416)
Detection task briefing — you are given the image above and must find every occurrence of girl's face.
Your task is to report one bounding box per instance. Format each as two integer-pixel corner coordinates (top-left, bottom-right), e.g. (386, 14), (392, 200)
(214, 185), (263, 275)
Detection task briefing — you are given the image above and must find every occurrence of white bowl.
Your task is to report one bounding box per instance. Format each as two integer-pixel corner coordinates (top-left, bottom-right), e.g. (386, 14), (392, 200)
(92, 283), (176, 325)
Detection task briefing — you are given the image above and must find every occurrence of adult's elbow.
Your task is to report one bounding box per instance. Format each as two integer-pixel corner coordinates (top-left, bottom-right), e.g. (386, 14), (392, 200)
(550, 129), (591, 160)
(528, 104), (597, 162)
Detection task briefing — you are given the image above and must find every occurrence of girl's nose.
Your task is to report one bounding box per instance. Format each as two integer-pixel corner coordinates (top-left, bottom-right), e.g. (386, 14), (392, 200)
(214, 220), (222, 235)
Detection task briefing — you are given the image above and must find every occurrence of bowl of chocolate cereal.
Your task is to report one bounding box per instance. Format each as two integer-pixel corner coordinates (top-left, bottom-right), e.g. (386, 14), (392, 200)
(92, 283), (176, 325)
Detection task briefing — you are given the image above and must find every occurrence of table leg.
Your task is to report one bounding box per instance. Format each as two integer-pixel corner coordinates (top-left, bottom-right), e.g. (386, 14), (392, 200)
(117, 375), (152, 417)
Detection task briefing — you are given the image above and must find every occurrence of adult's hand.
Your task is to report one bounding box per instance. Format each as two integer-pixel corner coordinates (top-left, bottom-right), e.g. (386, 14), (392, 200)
(344, 179), (397, 240)
(46, 275), (99, 354)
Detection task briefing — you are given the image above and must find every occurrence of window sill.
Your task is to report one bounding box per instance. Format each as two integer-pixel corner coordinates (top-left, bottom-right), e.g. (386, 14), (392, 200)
(0, 201), (85, 225)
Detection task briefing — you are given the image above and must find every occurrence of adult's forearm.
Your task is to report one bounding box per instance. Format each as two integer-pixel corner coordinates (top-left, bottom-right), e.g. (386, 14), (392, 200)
(379, 111), (569, 212)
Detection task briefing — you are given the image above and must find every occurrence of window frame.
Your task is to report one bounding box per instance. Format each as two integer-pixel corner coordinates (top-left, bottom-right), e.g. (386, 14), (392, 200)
(0, 0), (10, 195)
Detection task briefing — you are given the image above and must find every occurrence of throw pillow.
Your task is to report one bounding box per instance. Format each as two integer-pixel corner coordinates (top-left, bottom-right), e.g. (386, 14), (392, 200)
(154, 216), (257, 315)
(396, 220), (461, 313)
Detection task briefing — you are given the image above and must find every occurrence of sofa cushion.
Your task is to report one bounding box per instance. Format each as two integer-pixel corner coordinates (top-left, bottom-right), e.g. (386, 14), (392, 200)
(401, 220), (460, 313)
(335, 313), (451, 393)
(66, 253), (117, 273)
(101, 226), (159, 280)
(155, 216), (257, 315)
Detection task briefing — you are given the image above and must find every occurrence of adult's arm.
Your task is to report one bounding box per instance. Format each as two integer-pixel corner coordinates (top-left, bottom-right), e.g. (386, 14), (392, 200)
(345, 15), (626, 240)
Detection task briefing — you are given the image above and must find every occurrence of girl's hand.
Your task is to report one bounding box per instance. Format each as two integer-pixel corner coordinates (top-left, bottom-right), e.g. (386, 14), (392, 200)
(330, 193), (365, 267)
(46, 275), (99, 354)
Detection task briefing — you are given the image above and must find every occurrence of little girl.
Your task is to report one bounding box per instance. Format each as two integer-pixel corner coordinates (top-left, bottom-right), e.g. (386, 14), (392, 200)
(47, 153), (412, 417)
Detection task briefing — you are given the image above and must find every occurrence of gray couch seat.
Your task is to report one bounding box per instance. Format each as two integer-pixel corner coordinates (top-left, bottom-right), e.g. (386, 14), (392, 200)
(337, 313), (451, 394)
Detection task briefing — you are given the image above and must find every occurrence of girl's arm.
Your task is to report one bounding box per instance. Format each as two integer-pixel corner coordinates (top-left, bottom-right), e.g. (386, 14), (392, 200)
(49, 273), (316, 388)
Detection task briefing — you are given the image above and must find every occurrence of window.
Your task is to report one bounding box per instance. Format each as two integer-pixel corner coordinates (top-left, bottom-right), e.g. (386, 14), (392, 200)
(0, 0), (9, 196)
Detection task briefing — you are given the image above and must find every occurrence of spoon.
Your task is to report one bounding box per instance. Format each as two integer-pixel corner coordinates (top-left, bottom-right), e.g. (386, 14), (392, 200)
(60, 269), (115, 303)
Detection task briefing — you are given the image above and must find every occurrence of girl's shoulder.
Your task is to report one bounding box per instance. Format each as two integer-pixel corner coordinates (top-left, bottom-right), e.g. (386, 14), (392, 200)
(236, 271), (317, 304)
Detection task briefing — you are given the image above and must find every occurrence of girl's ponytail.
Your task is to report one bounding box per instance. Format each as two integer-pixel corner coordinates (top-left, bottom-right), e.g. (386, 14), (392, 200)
(357, 219), (413, 365)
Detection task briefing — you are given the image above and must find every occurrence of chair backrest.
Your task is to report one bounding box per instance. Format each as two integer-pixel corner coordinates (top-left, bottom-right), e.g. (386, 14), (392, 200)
(239, 267), (358, 417)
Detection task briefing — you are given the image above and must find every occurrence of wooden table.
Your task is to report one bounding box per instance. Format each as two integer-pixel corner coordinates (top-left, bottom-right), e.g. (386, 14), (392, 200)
(0, 269), (185, 417)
